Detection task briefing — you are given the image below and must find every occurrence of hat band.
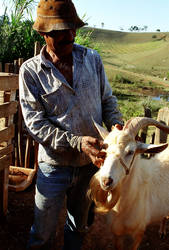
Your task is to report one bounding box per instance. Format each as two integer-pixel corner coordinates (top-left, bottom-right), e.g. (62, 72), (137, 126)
(37, 13), (73, 19)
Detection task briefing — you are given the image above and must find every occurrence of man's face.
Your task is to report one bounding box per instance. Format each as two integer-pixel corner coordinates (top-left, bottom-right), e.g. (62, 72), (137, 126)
(43, 29), (76, 57)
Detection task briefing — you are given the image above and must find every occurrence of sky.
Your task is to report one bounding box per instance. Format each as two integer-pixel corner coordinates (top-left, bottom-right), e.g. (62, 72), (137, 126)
(0, 0), (169, 32)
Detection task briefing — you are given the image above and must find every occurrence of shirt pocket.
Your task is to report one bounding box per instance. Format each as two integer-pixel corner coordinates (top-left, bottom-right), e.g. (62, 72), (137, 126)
(41, 87), (70, 116)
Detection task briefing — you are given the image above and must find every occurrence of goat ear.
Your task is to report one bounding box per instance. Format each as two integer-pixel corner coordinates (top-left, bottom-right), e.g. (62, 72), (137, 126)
(92, 119), (109, 139)
(136, 142), (168, 154)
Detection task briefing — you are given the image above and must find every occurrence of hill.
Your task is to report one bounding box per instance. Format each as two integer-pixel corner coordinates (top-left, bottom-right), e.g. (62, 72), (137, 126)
(83, 28), (169, 80)
(90, 28), (165, 44)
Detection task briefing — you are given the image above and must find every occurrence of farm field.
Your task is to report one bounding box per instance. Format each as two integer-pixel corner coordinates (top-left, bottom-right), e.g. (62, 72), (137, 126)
(91, 28), (169, 78)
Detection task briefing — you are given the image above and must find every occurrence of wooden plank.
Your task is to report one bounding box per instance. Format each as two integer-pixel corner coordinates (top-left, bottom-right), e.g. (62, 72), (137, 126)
(0, 154), (12, 171)
(5, 63), (13, 73)
(18, 58), (24, 69)
(154, 107), (169, 144)
(34, 41), (41, 56)
(0, 158), (10, 215)
(0, 101), (18, 118)
(0, 118), (6, 129)
(5, 90), (17, 127)
(5, 63), (10, 73)
(0, 170), (4, 215)
(14, 60), (19, 74)
(0, 91), (4, 104)
(18, 105), (24, 167)
(0, 125), (15, 144)
(3, 167), (9, 215)
(140, 107), (151, 143)
(0, 144), (13, 158)
(34, 142), (39, 171)
(0, 73), (18, 91)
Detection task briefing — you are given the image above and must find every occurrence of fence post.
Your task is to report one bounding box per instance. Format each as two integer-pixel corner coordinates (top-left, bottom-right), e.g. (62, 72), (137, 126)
(0, 62), (2, 72)
(14, 60), (19, 74)
(18, 58), (24, 69)
(5, 63), (13, 73)
(154, 107), (169, 144)
(140, 107), (151, 143)
(34, 41), (41, 56)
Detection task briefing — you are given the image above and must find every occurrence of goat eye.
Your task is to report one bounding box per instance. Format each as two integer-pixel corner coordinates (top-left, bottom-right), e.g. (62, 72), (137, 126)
(126, 150), (134, 157)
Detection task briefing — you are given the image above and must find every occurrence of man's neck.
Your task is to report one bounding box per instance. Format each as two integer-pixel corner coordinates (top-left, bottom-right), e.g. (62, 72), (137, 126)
(45, 46), (72, 65)
(45, 46), (73, 85)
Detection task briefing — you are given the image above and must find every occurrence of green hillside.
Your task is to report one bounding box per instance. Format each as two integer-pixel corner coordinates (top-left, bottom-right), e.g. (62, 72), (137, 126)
(85, 28), (169, 79)
(90, 28), (164, 44)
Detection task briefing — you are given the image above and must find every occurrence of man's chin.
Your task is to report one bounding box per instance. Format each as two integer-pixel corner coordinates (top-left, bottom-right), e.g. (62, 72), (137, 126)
(58, 45), (73, 57)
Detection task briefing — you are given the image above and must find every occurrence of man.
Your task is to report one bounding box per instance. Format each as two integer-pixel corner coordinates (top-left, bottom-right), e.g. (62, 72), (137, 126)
(19, 0), (123, 249)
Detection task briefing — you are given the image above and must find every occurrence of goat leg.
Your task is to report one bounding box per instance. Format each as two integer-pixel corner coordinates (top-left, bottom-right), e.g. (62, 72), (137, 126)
(159, 216), (168, 239)
(130, 231), (144, 250)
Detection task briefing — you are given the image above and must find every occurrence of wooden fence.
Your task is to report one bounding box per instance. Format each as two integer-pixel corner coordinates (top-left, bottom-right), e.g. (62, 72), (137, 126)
(0, 73), (18, 218)
(0, 42), (40, 218)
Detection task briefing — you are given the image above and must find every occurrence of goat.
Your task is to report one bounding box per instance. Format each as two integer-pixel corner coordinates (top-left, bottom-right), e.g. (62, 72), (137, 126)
(89, 117), (169, 250)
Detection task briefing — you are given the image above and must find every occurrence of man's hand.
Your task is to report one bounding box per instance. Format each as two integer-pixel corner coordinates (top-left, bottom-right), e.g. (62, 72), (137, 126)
(81, 136), (107, 168)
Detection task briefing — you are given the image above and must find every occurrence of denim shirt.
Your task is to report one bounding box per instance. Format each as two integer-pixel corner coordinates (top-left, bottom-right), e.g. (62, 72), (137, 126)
(19, 44), (122, 166)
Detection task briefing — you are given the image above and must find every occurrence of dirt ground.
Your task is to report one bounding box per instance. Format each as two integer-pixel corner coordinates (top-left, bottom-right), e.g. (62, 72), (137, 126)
(0, 183), (169, 250)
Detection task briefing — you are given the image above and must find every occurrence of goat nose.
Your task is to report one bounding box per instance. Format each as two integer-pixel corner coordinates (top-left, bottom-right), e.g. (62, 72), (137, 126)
(102, 177), (113, 187)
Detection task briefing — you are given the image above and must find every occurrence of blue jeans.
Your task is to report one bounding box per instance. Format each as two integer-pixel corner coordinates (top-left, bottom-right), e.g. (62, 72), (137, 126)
(27, 163), (97, 250)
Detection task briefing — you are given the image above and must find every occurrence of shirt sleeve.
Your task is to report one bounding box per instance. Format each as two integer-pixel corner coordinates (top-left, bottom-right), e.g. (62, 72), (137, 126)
(19, 65), (82, 152)
(97, 54), (123, 130)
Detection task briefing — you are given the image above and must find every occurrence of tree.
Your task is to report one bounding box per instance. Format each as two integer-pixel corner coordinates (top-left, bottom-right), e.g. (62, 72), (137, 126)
(143, 25), (148, 32)
(128, 25), (139, 32)
(101, 22), (104, 29)
(156, 29), (161, 32)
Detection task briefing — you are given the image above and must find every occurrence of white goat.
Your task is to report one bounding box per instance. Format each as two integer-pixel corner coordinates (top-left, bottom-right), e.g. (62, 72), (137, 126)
(89, 117), (169, 250)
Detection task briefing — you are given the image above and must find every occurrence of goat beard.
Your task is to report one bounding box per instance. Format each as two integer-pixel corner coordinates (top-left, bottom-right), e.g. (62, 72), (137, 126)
(88, 173), (120, 213)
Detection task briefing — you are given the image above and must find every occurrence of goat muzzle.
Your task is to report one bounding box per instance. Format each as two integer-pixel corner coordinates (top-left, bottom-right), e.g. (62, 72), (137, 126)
(101, 176), (113, 188)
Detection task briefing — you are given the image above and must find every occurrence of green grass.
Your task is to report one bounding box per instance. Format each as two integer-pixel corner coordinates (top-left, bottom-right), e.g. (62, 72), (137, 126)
(117, 95), (168, 122)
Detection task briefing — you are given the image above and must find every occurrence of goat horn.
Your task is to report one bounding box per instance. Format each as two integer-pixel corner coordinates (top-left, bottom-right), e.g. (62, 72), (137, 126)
(124, 117), (169, 138)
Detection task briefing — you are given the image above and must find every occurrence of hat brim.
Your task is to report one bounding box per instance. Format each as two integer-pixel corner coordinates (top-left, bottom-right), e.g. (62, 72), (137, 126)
(33, 16), (85, 33)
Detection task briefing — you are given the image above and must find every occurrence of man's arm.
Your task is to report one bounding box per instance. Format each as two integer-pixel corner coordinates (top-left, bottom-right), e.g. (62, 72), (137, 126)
(19, 66), (81, 150)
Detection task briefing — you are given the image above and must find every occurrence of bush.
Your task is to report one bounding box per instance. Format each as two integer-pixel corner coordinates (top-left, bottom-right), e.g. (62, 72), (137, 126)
(114, 74), (133, 84)
(75, 28), (100, 52)
(0, 19), (44, 63)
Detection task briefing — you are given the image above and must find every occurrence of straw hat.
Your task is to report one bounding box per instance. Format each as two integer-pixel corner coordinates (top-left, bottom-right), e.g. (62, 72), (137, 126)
(33, 0), (85, 32)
